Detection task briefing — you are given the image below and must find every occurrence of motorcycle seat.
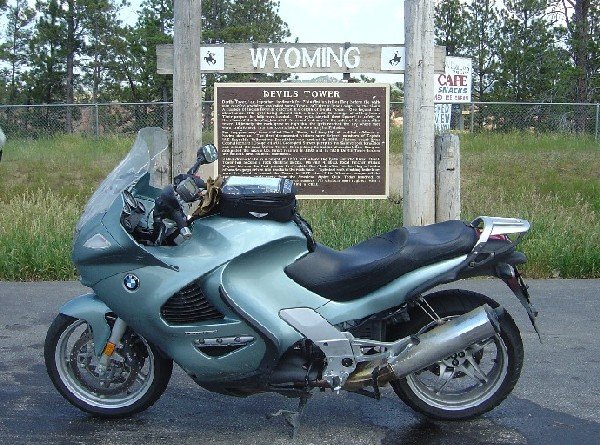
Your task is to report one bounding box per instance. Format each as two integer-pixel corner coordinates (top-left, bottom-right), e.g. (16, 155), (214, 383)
(284, 220), (478, 302)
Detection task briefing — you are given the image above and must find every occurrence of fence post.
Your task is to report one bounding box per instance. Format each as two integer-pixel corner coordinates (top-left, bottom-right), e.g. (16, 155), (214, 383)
(435, 133), (460, 222)
(595, 104), (599, 141)
(94, 103), (99, 138)
(470, 102), (474, 132)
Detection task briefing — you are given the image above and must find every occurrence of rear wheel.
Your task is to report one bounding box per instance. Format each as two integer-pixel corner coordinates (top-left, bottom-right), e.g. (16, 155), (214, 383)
(45, 314), (172, 418)
(388, 289), (524, 420)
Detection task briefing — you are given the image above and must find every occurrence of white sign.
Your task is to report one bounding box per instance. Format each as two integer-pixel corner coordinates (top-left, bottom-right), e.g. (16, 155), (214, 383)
(201, 47), (224, 71)
(434, 56), (472, 103)
(158, 43), (446, 74)
(380, 46), (405, 71)
(435, 104), (452, 133)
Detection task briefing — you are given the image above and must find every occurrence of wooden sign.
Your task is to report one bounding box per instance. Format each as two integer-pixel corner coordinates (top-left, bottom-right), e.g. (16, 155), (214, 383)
(157, 43), (446, 74)
(215, 83), (389, 198)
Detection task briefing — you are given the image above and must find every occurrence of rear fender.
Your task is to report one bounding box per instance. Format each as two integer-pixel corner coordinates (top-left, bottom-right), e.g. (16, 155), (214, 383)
(501, 268), (541, 340)
(59, 293), (112, 356)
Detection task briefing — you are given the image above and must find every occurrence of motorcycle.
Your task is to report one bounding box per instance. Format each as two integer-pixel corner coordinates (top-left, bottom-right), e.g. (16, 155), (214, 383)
(45, 127), (539, 433)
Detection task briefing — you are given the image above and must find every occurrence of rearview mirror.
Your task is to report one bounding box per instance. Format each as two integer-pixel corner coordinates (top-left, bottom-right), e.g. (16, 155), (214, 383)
(187, 144), (218, 175)
(199, 144), (218, 164)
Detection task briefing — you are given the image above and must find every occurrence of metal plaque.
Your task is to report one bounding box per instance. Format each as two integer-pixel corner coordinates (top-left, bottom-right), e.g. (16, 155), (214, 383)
(215, 83), (389, 198)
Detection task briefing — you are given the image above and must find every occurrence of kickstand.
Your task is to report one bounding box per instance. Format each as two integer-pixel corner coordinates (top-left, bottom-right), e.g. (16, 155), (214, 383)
(267, 392), (311, 439)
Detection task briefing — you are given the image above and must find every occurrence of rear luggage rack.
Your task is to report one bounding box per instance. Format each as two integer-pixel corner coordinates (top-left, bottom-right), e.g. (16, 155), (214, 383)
(469, 216), (530, 266)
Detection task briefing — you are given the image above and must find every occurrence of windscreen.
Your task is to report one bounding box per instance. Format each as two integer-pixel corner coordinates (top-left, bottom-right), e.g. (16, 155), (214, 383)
(75, 127), (169, 233)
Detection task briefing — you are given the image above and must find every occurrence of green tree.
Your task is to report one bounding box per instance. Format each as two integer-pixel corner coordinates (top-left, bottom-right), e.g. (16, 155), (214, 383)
(464, 0), (502, 101)
(554, 0), (599, 130)
(588, 2), (600, 103)
(494, 0), (566, 101)
(201, 0), (291, 103)
(104, 0), (173, 104)
(434, 0), (469, 56)
(79, 0), (128, 103)
(26, 0), (86, 130)
(0, 0), (36, 104)
(27, 1), (68, 104)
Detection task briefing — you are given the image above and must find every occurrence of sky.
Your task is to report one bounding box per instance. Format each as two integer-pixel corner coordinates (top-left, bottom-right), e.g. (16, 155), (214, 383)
(122, 0), (407, 83)
(279, 0), (405, 82)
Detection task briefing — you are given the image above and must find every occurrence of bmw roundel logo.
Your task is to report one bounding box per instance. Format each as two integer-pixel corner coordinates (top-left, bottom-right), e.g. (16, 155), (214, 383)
(123, 274), (140, 292)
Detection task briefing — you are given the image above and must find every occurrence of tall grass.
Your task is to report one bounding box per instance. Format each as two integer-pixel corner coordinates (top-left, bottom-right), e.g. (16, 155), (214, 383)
(0, 130), (598, 280)
(0, 190), (81, 280)
(299, 196), (403, 250)
(0, 134), (131, 280)
(0, 134), (132, 205)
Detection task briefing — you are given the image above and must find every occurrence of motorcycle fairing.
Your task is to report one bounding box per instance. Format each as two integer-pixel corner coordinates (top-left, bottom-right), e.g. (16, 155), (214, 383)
(84, 205), (476, 386)
(88, 214), (310, 381)
(73, 196), (175, 287)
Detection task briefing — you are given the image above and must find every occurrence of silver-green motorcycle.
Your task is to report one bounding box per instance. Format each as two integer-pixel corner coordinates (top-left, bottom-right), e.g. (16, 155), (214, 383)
(45, 127), (539, 425)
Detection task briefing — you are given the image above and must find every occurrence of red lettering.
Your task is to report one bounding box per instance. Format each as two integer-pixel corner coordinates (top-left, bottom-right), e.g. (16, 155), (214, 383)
(439, 74), (468, 87)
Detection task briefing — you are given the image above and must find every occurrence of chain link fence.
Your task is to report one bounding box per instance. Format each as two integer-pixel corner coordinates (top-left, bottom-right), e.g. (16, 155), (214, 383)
(0, 101), (598, 140)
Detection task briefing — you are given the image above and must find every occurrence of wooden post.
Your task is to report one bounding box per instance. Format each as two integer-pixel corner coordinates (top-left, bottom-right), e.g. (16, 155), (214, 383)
(435, 133), (460, 222)
(148, 129), (172, 188)
(403, 0), (435, 226)
(173, 0), (202, 178)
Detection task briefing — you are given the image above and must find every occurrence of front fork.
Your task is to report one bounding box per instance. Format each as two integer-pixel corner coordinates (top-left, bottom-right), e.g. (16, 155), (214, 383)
(96, 318), (128, 375)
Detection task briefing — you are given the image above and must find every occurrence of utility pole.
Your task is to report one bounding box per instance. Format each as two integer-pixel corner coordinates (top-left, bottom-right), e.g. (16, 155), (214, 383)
(173, 0), (202, 177)
(403, 0), (435, 226)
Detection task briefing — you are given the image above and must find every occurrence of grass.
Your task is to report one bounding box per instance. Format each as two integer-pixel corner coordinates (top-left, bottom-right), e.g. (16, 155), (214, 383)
(0, 134), (132, 205)
(459, 132), (600, 278)
(0, 129), (598, 280)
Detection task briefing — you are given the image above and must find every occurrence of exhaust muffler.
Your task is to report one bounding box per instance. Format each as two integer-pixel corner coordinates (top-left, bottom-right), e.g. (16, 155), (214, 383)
(377, 304), (501, 385)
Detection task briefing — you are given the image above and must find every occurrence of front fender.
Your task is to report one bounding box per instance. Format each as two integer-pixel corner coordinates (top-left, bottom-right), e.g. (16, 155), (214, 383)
(60, 293), (112, 356)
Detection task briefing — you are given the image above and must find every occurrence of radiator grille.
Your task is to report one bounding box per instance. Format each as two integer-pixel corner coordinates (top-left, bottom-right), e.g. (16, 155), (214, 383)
(161, 281), (224, 324)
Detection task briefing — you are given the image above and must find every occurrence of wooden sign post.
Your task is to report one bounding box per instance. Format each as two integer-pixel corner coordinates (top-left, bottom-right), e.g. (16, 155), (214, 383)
(172, 0), (202, 177)
(403, 0), (436, 226)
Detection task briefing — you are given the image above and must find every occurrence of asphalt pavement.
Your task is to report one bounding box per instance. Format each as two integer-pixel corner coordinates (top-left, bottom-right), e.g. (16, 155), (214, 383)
(0, 279), (599, 445)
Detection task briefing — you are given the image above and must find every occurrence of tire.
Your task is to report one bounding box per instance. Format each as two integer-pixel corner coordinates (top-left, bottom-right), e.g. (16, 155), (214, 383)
(45, 314), (173, 418)
(387, 289), (524, 420)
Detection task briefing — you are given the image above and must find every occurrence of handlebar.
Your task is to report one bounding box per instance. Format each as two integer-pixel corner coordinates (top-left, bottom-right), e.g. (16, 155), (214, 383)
(154, 185), (193, 243)
(152, 171), (210, 245)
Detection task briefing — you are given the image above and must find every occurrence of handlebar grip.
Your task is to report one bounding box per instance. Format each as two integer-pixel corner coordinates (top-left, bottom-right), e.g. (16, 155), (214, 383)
(172, 208), (192, 240)
(155, 185), (192, 241)
(171, 207), (187, 230)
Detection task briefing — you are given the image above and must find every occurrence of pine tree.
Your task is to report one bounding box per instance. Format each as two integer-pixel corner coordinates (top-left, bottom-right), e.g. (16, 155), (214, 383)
(79, 0), (128, 103)
(464, 0), (502, 101)
(495, 0), (565, 101)
(434, 0), (469, 56)
(27, 1), (68, 104)
(202, 0), (291, 102)
(0, 0), (36, 104)
(554, 0), (598, 130)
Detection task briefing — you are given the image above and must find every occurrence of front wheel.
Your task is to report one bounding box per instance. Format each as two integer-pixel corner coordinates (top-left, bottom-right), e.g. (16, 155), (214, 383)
(388, 289), (524, 420)
(45, 314), (173, 418)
